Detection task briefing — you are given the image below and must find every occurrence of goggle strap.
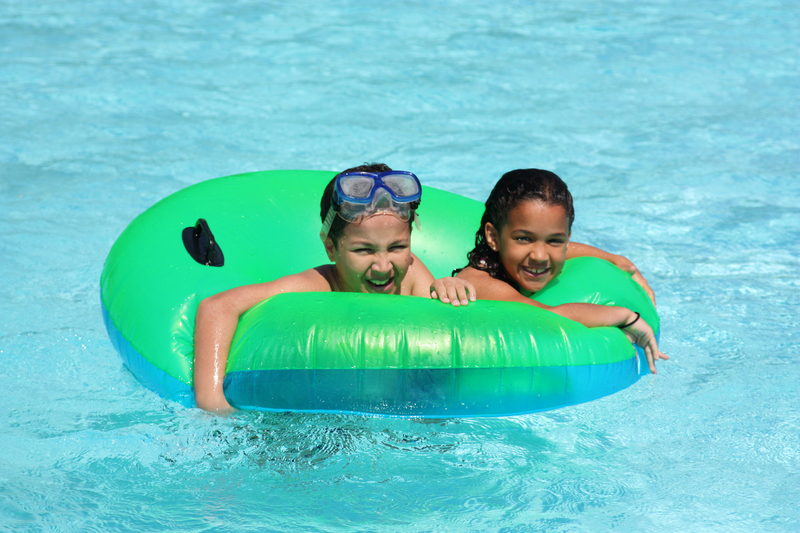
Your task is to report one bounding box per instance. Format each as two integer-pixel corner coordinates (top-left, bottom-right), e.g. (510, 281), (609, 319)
(319, 207), (336, 241)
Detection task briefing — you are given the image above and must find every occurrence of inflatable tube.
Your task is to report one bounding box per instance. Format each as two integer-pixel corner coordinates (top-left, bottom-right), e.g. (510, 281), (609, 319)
(101, 170), (659, 417)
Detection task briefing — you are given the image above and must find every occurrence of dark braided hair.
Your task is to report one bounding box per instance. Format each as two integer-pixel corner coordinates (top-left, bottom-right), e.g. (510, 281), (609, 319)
(458, 169), (574, 282)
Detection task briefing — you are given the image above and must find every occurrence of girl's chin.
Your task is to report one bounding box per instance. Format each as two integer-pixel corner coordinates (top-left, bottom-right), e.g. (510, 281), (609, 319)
(517, 266), (562, 294)
(517, 276), (552, 295)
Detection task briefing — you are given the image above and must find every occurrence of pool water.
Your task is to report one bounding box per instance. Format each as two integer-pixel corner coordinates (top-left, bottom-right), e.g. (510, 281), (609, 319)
(2, 0), (798, 531)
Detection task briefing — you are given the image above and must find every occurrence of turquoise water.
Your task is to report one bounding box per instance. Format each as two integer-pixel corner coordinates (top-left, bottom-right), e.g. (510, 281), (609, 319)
(2, 0), (798, 531)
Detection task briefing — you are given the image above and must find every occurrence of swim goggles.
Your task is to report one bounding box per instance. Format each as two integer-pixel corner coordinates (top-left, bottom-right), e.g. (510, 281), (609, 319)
(320, 171), (422, 240)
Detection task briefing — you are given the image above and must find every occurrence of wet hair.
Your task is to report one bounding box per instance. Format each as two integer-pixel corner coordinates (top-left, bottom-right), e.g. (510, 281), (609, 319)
(459, 169), (574, 281)
(320, 162), (413, 245)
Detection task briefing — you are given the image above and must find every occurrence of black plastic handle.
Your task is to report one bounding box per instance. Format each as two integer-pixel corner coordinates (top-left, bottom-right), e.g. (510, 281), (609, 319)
(182, 218), (224, 267)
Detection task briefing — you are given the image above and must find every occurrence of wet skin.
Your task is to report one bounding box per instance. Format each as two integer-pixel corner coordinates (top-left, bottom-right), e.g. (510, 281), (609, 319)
(325, 214), (412, 295)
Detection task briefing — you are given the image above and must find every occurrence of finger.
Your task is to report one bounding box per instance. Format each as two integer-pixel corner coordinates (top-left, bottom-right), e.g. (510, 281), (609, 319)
(445, 283), (462, 306)
(647, 338), (668, 362)
(454, 284), (470, 306)
(430, 283), (450, 303)
(465, 281), (477, 302)
(644, 346), (657, 374)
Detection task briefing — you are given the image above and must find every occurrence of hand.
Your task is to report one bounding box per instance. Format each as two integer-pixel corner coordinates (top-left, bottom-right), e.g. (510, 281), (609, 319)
(610, 254), (656, 307)
(621, 314), (668, 374)
(430, 277), (476, 306)
(195, 390), (236, 415)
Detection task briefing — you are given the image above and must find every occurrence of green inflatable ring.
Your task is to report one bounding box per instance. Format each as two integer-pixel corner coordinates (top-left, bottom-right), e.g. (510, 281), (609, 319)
(101, 170), (659, 417)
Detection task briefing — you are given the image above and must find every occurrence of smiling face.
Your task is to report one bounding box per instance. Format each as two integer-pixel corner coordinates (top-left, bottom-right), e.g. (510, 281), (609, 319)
(324, 214), (412, 294)
(485, 199), (570, 295)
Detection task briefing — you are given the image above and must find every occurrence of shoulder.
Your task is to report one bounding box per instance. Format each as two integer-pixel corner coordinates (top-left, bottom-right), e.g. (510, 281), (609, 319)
(457, 267), (539, 306)
(402, 253), (435, 297)
(457, 266), (503, 294)
(455, 266), (490, 284)
(284, 266), (336, 292)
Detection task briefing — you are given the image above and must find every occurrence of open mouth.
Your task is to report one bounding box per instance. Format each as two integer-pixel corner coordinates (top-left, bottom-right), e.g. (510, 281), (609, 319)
(365, 277), (394, 292)
(521, 265), (550, 279)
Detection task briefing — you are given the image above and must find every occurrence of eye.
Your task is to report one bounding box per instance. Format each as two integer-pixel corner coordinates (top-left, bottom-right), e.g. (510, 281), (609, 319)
(514, 236), (532, 243)
(548, 238), (567, 246)
(389, 244), (409, 252)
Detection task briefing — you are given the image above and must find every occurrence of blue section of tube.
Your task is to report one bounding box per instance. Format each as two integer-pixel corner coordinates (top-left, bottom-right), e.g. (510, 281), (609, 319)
(101, 300), (196, 408)
(224, 358), (640, 418)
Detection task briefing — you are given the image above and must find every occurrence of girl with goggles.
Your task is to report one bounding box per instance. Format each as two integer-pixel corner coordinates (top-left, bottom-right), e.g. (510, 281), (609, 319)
(194, 164), (476, 413)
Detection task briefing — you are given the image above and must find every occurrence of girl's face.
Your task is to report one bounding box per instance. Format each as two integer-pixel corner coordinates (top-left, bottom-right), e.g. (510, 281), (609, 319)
(485, 200), (570, 296)
(325, 214), (412, 294)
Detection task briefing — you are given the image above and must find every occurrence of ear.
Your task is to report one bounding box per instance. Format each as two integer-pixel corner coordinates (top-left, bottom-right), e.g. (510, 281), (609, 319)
(484, 222), (499, 252)
(323, 237), (336, 262)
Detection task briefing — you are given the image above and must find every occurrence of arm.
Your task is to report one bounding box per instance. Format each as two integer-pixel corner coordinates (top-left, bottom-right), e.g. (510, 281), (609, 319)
(406, 253), (476, 306)
(567, 242), (656, 306)
(193, 269), (330, 413)
(457, 266), (667, 373)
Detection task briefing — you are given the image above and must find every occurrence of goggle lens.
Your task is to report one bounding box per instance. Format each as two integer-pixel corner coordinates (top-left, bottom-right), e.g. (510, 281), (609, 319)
(338, 176), (375, 199)
(337, 171), (421, 204)
(381, 173), (420, 198)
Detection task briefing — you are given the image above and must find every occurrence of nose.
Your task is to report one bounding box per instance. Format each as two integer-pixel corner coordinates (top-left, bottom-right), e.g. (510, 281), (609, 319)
(372, 253), (392, 274)
(528, 242), (548, 262)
